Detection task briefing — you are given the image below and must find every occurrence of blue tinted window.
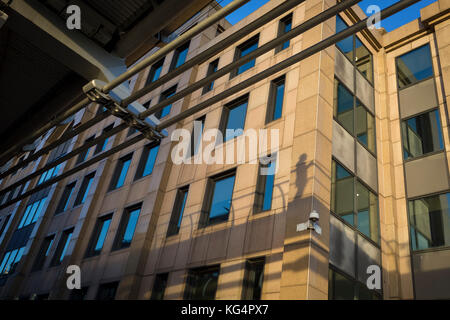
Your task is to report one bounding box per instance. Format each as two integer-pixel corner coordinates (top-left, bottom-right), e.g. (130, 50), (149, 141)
(262, 165), (275, 212)
(236, 37), (259, 76)
(204, 60), (219, 94)
(268, 77), (285, 122)
(148, 59), (164, 84)
(209, 174), (236, 222)
(94, 218), (111, 252)
(177, 191), (188, 228)
(173, 43), (190, 69)
(59, 233), (72, 262)
(75, 173), (95, 206)
(112, 155), (132, 190)
(156, 86), (177, 119)
(122, 208), (140, 245)
(167, 187), (189, 236)
(396, 44), (433, 88)
(136, 144), (159, 179)
(279, 15), (292, 51)
(336, 16), (353, 59)
(224, 100), (248, 141)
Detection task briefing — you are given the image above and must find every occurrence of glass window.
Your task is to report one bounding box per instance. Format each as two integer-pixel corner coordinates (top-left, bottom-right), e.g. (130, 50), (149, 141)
(51, 229), (73, 266)
(336, 16), (353, 61)
(151, 273), (169, 300)
(409, 193), (450, 251)
(203, 172), (236, 226)
(135, 143), (160, 179)
(254, 159), (276, 213)
(331, 161), (379, 243)
(401, 109), (444, 160)
(242, 257), (265, 300)
(18, 196), (47, 229)
(146, 58), (165, 85)
(222, 97), (248, 142)
(76, 136), (95, 165)
(331, 161), (354, 225)
(86, 214), (112, 257)
(277, 14), (292, 53)
(95, 124), (114, 154)
(334, 79), (354, 134)
(69, 287), (89, 301)
(203, 59), (219, 94)
(355, 38), (373, 83)
(96, 282), (119, 301)
(113, 205), (141, 250)
(396, 44), (433, 89)
(329, 268), (381, 300)
(74, 172), (95, 206)
(167, 187), (189, 237)
(0, 215), (11, 237)
(171, 42), (190, 71)
(233, 35), (259, 77)
(190, 116), (206, 157)
(267, 76), (285, 123)
(110, 154), (133, 190)
(184, 266), (220, 300)
(356, 101), (375, 153)
(55, 182), (76, 214)
(356, 182), (379, 243)
(32, 235), (54, 271)
(156, 86), (177, 119)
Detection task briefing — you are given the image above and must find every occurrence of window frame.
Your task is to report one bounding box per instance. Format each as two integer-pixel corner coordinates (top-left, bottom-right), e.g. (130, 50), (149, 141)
(146, 58), (165, 86)
(275, 13), (293, 54)
(200, 169), (237, 227)
(85, 213), (113, 258)
(167, 186), (189, 237)
(134, 142), (160, 180)
(170, 41), (190, 71)
(184, 265), (220, 300)
(266, 75), (286, 123)
(219, 95), (249, 143)
(334, 77), (377, 156)
(50, 228), (74, 266)
(331, 158), (380, 246)
(230, 35), (259, 79)
(74, 172), (95, 207)
(32, 234), (55, 271)
(112, 204), (142, 251)
(400, 108), (445, 162)
(55, 181), (76, 215)
(202, 59), (220, 94)
(109, 153), (133, 191)
(395, 44), (434, 90)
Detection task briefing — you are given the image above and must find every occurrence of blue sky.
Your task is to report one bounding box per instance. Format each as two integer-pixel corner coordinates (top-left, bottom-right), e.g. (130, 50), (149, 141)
(219, 0), (437, 31)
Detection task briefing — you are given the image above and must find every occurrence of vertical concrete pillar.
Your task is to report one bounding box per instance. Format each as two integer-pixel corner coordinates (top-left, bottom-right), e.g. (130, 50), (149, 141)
(279, 0), (335, 300)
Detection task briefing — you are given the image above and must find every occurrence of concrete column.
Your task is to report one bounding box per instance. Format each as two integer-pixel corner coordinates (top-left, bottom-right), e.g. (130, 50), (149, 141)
(279, 0), (335, 300)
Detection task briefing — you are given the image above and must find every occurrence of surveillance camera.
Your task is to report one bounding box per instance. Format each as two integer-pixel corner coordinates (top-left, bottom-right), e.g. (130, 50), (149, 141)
(309, 210), (319, 222)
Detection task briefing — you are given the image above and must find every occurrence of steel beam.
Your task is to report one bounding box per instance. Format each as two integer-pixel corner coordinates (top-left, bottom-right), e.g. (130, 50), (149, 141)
(138, 0), (361, 120)
(0, 123), (128, 197)
(0, 134), (146, 211)
(121, 0), (307, 107)
(102, 0), (251, 93)
(0, 111), (110, 180)
(156, 0), (422, 131)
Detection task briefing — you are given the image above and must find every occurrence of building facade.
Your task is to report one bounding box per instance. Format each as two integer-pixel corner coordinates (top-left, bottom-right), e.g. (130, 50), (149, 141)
(0, 0), (449, 300)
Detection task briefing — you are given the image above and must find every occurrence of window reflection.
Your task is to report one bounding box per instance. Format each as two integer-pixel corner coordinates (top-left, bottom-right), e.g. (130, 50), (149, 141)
(401, 109), (444, 159)
(396, 44), (433, 89)
(409, 193), (450, 251)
